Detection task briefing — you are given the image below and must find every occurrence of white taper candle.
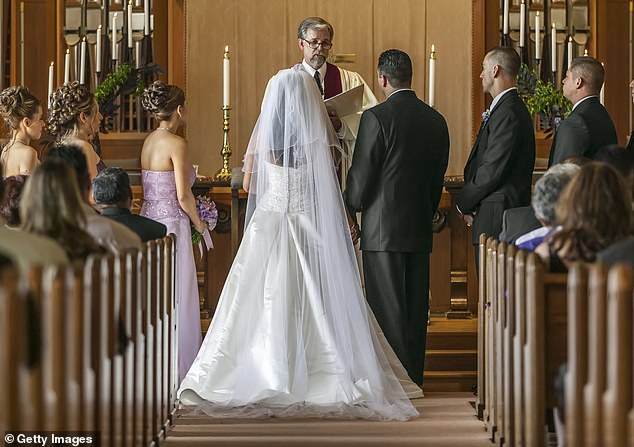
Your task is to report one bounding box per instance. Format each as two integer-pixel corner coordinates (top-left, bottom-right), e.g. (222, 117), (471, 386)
(429, 45), (436, 108)
(223, 46), (230, 107)
(535, 12), (541, 60)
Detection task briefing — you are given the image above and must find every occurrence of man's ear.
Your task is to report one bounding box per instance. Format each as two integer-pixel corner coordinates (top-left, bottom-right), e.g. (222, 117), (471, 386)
(297, 38), (304, 51)
(492, 64), (500, 78)
(575, 76), (584, 89)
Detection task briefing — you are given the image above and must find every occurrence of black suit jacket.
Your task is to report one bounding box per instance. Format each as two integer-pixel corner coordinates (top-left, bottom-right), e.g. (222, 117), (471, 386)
(626, 131), (634, 155)
(457, 89), (535, 244)
(344, 90), (449, 253)
(498, 206), (542, 244)
(548, 96), (617, 166)
(597, 236), (634, 267)
(100, 207), (167, 242)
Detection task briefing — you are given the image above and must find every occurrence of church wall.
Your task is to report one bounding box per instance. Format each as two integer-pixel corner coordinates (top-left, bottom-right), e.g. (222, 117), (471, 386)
(185, 0), (473, 177)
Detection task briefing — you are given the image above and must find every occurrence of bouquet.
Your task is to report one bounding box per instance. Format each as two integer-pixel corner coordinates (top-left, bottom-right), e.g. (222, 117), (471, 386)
(191, 195), (218, 245)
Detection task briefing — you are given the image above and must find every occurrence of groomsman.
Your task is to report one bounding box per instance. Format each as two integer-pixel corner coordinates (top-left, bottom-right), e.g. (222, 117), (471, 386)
(345, 49), (449, 386)
(457, 47), (535, 263)
(548, 56), (617, 166)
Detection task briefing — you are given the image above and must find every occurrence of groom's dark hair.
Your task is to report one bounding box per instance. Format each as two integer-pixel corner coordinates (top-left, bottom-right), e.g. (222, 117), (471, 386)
(378, 49), (412, 89)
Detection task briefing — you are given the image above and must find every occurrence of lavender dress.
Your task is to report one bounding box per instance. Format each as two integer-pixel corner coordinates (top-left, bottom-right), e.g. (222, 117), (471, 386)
(140, 167), (202, 382)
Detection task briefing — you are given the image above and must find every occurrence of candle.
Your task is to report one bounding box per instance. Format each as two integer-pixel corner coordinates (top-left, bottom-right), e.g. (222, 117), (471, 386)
(535, 12), (541, 60)
(64, 49), (70, 84)
(503, 0), (509, 35)
(144, 0), (150, 36)
(600, 62), (605, 105)
(112, 12), (118, 61)
(520, 0), (526, 47)
(583, 48), (588, 56)
(96, 25), (102, 72)
(429, 45), (436, 108)
(48, 62), (54, 108)
(80, 37), (86, 84)
(551, 23), (556, 72)
(223, 46), (230, 107)
(127, 1), (133, 48)
(567, 36), (573, 67)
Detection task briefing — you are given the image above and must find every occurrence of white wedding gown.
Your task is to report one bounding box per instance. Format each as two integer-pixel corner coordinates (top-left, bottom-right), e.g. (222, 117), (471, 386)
(177, 68), (419, 421)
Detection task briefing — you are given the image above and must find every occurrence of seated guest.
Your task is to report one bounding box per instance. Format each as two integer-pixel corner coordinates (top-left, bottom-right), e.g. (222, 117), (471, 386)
(515, 163), (580, 250)
(0, 161), (69, 272)
(93, 167), (167, 242)
(597, 236), (634, 267)
(18, 159), (100, 262)
(1, 175), (28, 227)
(536, 163), (632, 272)
(46, 144), (142, 253)
(499, 206), (541, 245)
(0, 86), (42, 177)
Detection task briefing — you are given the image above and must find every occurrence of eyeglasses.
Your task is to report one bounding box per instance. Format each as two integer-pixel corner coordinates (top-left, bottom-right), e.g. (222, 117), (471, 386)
(302, 39), (333, 50)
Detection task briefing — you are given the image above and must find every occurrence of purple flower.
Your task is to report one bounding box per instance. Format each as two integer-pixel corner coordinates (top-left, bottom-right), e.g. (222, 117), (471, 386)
(191, 195), (218, 244)
(482, 109), (490, 123)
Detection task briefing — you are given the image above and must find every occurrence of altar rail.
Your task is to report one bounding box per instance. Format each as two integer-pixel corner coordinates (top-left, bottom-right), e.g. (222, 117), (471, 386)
(0, 235), (178, 446)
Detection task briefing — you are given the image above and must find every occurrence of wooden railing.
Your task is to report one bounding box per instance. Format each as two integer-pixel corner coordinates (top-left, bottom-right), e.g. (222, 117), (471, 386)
(0, 235), (178, 446)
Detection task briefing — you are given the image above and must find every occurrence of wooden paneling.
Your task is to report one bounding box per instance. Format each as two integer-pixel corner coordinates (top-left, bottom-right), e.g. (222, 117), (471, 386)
(427, 0), (472, 175)
(10, 0), (57, 106)
(185, 0), (473, 177)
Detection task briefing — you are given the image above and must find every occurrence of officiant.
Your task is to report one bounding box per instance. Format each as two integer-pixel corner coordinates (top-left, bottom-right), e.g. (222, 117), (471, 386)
(296, 17), (377, 185)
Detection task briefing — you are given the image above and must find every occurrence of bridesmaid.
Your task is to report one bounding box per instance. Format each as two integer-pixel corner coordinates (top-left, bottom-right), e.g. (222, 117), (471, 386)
(0, 86), (43, 177)
(140, 80), (205, 380)
(47, 81), (104, 180)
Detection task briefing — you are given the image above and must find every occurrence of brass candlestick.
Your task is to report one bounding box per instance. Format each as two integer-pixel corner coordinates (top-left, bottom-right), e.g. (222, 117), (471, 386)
(215, 105), (232, 181)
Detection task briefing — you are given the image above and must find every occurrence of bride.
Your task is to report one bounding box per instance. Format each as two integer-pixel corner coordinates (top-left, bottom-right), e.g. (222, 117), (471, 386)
(178, 68), (419, 421)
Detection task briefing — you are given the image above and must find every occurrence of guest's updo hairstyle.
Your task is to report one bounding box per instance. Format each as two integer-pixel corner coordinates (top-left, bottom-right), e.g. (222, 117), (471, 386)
(47, 81), (95, 140)
(142, 81), (185, 121)
(0, 86), (41, 130)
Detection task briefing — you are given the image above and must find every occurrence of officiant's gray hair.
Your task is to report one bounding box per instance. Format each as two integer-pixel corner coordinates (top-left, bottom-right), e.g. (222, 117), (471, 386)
(297, 17), (334, 41)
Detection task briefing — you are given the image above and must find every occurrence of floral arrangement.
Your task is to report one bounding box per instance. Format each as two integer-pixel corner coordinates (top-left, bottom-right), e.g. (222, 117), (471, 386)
(516, 63), (572, 132)
(191, 195), (218, 245)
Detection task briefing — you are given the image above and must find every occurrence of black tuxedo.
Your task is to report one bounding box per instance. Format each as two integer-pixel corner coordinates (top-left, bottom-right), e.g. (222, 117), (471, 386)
(597, 236), (634, 267)
(344, 90), (449, 385)
(626, 131), (634, 155)
(457, 89), (535, 245)
(499, 206), (542, 244)
(100, 207), (167, 242)
(548, 96), (617, 166)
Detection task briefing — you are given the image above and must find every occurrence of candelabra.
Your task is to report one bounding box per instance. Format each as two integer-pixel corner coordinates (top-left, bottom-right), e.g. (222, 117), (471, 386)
(214, 106), (232, 181)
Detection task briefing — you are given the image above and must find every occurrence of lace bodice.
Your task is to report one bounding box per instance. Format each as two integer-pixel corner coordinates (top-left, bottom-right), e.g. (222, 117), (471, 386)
(258, 162), (307, 213)
(141, 168), (196, 220)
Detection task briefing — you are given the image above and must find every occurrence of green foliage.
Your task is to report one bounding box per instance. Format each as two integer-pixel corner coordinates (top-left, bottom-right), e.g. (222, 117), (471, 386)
(94, 63), (144, 104)
(516, 63), (572, 130)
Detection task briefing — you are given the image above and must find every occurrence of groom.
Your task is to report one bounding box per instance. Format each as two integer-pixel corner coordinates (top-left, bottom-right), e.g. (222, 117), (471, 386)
(344, 49), (450, 386)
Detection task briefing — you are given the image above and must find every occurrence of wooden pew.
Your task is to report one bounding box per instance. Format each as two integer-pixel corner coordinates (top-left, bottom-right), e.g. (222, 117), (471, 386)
(603, 264), (633, 446)
(477, 233), (487, 420)
(503, 244), (516, 446)
(524, 253), (567, 447)
(565, 263), (590, 446)
(0, 235), (178, 447)
(513, 250), (527, 447)
(496, 242), (507, 445)
(485, 237), (498, 438)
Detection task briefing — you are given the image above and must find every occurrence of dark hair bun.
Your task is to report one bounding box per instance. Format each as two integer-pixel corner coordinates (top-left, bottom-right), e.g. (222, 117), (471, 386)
(47, 81), (94, 139)
(142, 81), (171, 113)
(0, 87), (20, 117)
(0, 86), (40, 129)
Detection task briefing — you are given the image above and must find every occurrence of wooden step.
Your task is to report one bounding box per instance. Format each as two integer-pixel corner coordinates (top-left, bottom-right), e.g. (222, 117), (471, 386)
(425, 349), (477, 372)
(423, 371), (477, 393)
